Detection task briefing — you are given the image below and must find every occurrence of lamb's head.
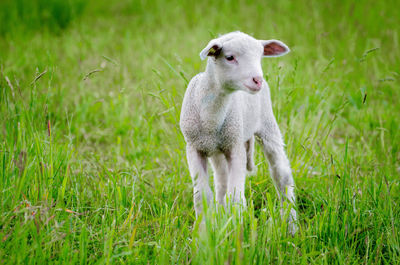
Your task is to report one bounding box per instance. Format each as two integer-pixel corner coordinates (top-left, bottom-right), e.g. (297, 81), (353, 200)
(200, 31), (290, 94)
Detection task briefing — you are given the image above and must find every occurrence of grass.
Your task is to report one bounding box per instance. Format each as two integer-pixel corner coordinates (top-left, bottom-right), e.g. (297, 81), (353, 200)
(0, 0), (399, 263)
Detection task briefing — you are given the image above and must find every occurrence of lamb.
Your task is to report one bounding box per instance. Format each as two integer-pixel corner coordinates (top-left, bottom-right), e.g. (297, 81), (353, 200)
(179, 31), (297, 234)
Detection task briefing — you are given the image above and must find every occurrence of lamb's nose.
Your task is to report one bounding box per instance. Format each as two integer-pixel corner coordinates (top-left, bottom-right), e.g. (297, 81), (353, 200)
(252, 76), (263, 87)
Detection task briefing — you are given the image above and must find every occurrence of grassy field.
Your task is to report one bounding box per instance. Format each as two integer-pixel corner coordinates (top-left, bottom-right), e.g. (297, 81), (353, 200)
(1, 0), (399, 263)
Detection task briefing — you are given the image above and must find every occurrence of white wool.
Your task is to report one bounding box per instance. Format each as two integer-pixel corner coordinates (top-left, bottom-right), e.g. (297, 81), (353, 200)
(180, 31), (297, 234)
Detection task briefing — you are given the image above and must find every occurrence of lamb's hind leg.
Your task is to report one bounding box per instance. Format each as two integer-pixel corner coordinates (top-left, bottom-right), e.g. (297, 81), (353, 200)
(245, 136), (255, 172)
(210, 153), (228, 206)
(256, 123), (297, 235)
(186, 145), (213, 218)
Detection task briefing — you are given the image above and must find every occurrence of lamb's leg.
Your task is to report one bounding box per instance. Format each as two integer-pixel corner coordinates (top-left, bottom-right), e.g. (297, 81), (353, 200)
(257, 122), (297, 235)
(245, 136), (255, 172)
(210, 153), (229, 206)
(186, 145), (212, 217)
(226, 145), (247, 205)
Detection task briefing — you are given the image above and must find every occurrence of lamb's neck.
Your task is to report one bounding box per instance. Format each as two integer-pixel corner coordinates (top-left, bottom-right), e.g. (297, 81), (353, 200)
(200, 69), (233, 132)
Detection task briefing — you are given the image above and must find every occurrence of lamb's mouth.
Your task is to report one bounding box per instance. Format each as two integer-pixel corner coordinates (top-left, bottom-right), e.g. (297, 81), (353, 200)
(244, 84), (261, 92)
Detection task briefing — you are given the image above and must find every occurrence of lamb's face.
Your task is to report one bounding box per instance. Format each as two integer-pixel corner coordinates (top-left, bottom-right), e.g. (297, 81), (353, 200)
(213, 37), (265, 93)
(200, 32), (290, 94)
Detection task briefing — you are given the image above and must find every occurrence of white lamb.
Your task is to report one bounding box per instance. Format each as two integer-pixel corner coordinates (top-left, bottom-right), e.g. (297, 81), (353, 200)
(180, 31), (297, 233)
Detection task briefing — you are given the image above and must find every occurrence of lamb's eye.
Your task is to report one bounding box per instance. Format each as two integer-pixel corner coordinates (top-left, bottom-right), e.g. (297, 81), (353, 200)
(225, 55), (235, 61)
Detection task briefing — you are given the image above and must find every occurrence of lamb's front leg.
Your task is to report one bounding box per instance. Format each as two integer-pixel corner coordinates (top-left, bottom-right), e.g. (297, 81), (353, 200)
(186, 145), (213, 217)
(226, 144), (247, 206)
(257, 124), (297, 235)
(210, 153), (229, 206)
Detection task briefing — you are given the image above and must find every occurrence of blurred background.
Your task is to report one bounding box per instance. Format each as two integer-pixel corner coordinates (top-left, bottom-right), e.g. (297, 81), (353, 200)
(0, 0), (399, 263)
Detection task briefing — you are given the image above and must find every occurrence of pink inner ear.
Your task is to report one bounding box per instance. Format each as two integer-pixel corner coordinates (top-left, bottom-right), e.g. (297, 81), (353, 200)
(264, 42), (286, 56)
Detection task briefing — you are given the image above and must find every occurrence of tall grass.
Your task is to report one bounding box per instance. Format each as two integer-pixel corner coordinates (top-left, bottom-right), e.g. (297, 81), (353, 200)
(0, 0), (399, 263)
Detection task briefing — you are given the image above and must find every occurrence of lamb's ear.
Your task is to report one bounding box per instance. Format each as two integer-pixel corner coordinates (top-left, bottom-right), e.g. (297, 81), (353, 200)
(261, 40), (290, 57)
(199, 39), (222, 60)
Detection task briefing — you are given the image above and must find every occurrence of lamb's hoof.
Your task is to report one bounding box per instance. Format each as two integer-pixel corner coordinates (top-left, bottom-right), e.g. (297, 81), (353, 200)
(288, 221), (298, 236)
(282, 208), (297, 236)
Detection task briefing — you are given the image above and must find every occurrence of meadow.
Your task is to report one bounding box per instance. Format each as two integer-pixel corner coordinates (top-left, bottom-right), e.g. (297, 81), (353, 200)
(0, 0), (399, 263)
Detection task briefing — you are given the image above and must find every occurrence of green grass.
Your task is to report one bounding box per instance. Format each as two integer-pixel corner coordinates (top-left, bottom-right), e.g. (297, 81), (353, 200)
(1, 0), (399, 263)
